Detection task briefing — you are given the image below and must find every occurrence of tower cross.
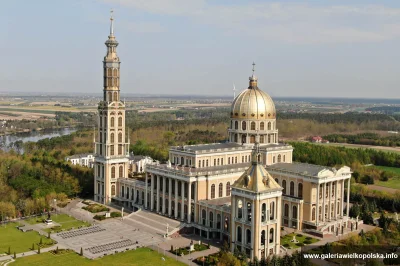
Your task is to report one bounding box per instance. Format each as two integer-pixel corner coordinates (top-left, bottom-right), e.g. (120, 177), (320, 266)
(110, 9), (114, 20)
(252, 62), (256, 74)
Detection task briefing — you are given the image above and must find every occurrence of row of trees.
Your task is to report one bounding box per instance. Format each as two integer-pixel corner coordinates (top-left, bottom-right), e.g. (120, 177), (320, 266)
(323, 132), (400, 147)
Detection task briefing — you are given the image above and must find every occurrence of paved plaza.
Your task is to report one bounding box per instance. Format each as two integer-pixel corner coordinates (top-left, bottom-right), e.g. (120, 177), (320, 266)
(52, 219), (164, 259)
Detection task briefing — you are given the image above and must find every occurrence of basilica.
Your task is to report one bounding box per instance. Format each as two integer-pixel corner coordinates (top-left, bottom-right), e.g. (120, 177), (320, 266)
(93, 14), (357, 260)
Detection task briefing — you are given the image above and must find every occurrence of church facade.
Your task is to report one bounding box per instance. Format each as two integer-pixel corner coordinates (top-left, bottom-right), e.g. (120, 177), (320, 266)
(94, 14), (355, 260)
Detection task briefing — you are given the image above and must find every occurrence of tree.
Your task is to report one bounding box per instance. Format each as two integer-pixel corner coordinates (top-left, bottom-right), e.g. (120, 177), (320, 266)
(39, 237), (43, 245)
(13, 251), (16, 259)
(80, 247), (83, 256)
(56, 246), (59, 254)
(38, 245), (41, 254)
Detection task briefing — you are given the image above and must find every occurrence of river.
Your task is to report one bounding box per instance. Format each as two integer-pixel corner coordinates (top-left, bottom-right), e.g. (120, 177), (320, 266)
(0, 127), (77, 152)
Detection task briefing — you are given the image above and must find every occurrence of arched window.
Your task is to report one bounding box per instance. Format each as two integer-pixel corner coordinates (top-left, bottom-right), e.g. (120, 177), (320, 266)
(219, 183), (223, 197)
(298, 183), (303, 198)
(284, 204), (289, 217)
(282, 180), (286, 194)
(237, 226), (242, 243)
(319, 206), (322, 220)
(121, 186), (125, 197)
(228, 157), (230, 164)
(110, 133), (114, 143)
(268, 122), (271, 130)
(250, 135), (255, 143)
(226, 182), (231, 196)
(119, 165), (123, 177)
(111, 166), (115, 178)
(269, 228), (274, 243)
(246, 229), (251, 244)
(118, 132), (122, 142)
(293, 206), (298, 219)
(234, 134), (238, 142)
(110, 145), (114, 156)
(312, 207), (316, 221)
(247, 202), (252, 222)
(206, 160), (209, 167)
(277, 154), (281, 163)
(319, 184), (323, 199)
(261, 203), (266, 222)
(111, 185), (116, 196)
(273, 156), (276, 163)
(332, 183), (335, 197)
(118, 144), (122, 155)
(108, 92), (112, 101)
(217, 214), (221, 229)
(107, 68), (112, 76)
(283, 155), (286, 162)
(113, 69), (118, 76)
(261, 230), (266, 246)
(211, 184), (215, 199)
(290, 181), (294, 196)
(326, 184), (329, 198)
(111, 117), (115, 127)
(118, 117), (122, 127)
(209, 211), (214, 228)
(235, 121), (238, 129)
(113, 92), (117, 101)
(217, 158), (220, 165)
(270, 201), (275, 220)
(237, 200), (243, 219)
(126, 187), (129, 199)
(202, 209), (206, 226)
(251, 122), (256, 130)
(260, 122), (265, 130)
(260, 135), (264, 143)
(242, 121), (246, 130)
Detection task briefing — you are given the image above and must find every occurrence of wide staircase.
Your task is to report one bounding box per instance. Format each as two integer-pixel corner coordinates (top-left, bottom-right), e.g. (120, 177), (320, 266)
(124, 210), (183, 236)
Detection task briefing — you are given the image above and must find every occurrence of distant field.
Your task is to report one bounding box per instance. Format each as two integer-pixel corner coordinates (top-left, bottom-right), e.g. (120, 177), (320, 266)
(313, 142), (400, 154)
(12, 248), (185, 266)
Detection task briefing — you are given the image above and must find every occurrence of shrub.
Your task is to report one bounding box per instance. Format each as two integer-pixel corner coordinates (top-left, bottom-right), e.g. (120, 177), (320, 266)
(93, 215), (106, 221)
(303, 240), (312, 244)
(305, 237), (312, 240)
(296, 234), (303, 237)
(296, 243), (304, 247)
(283, 243), (290, 248)
(110, 212), (121, 218)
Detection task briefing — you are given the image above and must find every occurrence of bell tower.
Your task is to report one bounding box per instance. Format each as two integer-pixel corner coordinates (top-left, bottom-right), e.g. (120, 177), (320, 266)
(94, 10), (130, 205)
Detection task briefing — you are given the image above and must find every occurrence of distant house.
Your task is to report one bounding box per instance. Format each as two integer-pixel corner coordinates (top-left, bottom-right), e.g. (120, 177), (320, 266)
(66, 153), (94, 168)
(128, 153), (158, 174)
(311, 136), (323, 143)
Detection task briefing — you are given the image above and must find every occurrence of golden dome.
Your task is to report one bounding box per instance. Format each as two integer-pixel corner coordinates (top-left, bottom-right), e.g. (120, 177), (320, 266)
(230, 82), (276, 120)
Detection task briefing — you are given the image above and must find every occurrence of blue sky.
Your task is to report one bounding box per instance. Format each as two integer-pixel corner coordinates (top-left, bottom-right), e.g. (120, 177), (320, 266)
(1, 0), (400, 98)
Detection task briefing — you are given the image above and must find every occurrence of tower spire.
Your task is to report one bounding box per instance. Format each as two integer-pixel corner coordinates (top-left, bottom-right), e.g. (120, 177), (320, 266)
(249, 62), (258, 88)
(252, 62), (256, 75)
(110, 9), (114, 36)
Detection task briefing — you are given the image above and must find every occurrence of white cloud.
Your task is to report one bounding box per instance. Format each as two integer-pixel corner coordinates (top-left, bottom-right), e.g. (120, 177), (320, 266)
(102, 1), (400, 44)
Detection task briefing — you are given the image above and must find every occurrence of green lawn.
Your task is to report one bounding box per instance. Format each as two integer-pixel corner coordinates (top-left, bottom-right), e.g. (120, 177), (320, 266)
(280, 233), (319, 249)
(0, 223), (53, 254)
(375, 178), (400, 190)
(11, 248), (185, 266)
(25, 214), (91, 233)
(374, 165), (400, 174)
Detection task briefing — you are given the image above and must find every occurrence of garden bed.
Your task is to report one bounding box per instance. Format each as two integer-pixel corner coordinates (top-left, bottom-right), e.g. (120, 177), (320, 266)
(170, 243), (209, 256)
(82, 203), (109, 213)
(281, 233), (319, 249)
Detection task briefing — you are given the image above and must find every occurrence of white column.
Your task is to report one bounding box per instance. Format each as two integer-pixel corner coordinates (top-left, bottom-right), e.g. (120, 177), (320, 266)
(174, 181), (178, 219)
(168, 178), (172, 216)
(181, 181), (185, 221)
(341, 180), (344, 217)
(297, 203), (300, 229)
(316, 184), (320, 226)
(328, 182), (331, 220)
(346, 178), (350, 217)
(188, 182), (192, 223)
(156, 175), (160, 213)
(162, 176), (166, 214)
(334, 181), (338, 219)
(194, 181), (198, 223)
(144, 174), (148, 209)
(322, 182), (326, 222)
(150, 174), (154, 210)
